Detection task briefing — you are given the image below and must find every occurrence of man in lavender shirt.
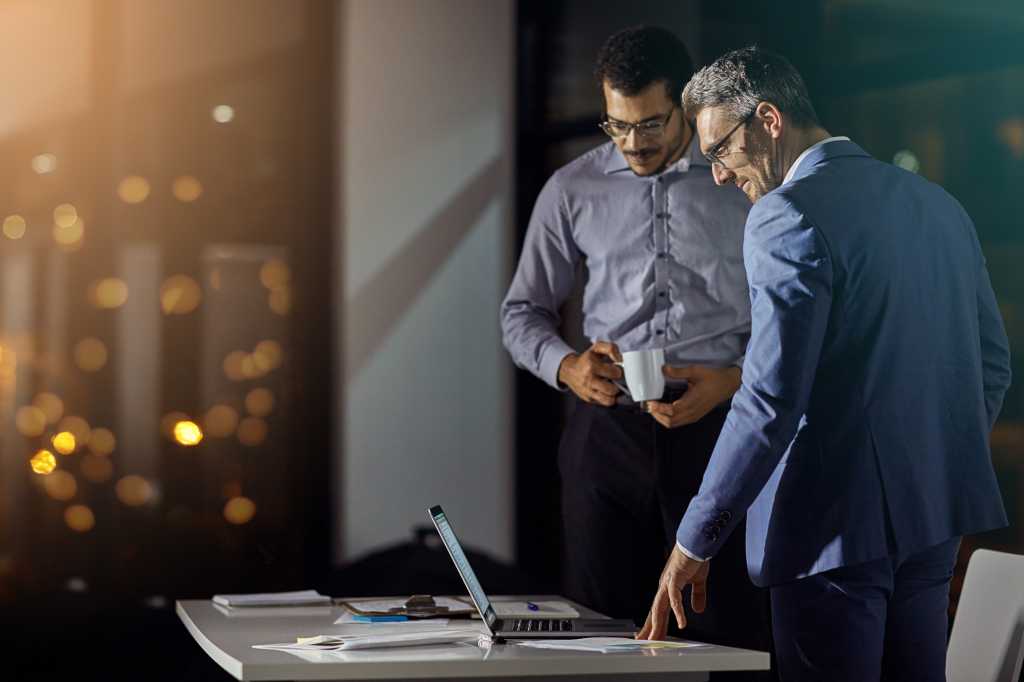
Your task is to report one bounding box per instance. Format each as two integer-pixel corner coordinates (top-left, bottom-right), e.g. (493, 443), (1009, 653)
(501, 26), (768, 654)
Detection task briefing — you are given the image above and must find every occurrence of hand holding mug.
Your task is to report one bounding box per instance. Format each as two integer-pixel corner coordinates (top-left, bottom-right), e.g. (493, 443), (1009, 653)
(645, 365), (741, 429)
(557, 341), (623, 407)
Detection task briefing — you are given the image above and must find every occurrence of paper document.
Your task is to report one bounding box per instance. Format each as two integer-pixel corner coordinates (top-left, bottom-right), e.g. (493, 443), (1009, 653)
(489, 600), (580, 619)
(213, 589), (331, 608)
(253, 628), (483, 652)
(333, 612), (451, 627)
(343, 597), (472, 614)
(514, 637), (705, 653)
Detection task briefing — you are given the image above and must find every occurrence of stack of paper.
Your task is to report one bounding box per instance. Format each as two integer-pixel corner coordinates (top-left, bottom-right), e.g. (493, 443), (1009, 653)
(212, 590), (332, 608)
(253, 628), (484, 653)
(514, 637), (705, 653)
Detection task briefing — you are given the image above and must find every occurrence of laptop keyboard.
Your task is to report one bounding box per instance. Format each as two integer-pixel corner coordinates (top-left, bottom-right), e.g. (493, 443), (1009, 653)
(510, 619), (573, 632)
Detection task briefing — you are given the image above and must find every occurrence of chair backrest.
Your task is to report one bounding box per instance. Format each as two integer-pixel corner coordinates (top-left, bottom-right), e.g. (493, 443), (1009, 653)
(947, 549), (1024, 682)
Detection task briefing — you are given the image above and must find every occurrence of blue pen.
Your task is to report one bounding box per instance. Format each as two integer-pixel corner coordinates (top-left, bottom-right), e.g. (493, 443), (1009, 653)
(526, 601), (539, 612)
(353, 614), (408, 623)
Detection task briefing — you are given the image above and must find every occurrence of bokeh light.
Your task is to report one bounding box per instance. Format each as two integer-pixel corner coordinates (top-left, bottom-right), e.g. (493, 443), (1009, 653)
(115, 475), (154, 507)
(222, 480), (243, 499)
(172, 176), (203, 202)
(81, 454), (113, 483)
(253, 340), (283, 371)
(224, 496), (256, 525)
(90, 278), (129, 309)
(259, 259), (291, 290)
(16, 406), (47, 437)
(212, 104), (235, 123)
(31, 153), (57, 174)
(53, 217), (85, 248)
(32, 392), (64, 424)
(43, 470), (77, 501)
(88, 428), (116, 456)
(203, 404), (239, 438)
(173, 420), (203, 446)
(160, 274), (202, 315)
(268, 288), (292, 315)
(29, 449), (57, 475)
(237, 417), (268, 446)
(57, 416), (91, 447)
(52, 431), (77, 455)
(245, 388), (274, 417)
(223, 351), (248, 381)
(117, 175), (151, 204)
(53, 203), (78, 228)
(997, 118), (1024, 159)
(893, 149), (921, 174)
(3, 215), (26, 240)
(74, 337), (108, 372)
(64, 505), (95, 532)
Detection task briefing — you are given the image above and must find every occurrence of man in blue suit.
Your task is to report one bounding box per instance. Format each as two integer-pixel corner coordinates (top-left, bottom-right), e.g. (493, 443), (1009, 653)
(639, 47), (1012, 681)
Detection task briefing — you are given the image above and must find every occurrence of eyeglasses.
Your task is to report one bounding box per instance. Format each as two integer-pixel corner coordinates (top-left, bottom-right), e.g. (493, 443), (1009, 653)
(599, 108), (675, 140)
(702, 110), (756, 168)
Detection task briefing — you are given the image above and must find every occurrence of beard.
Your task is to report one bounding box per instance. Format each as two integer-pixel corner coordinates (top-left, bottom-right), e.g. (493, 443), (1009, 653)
(743, 129), (784, 201)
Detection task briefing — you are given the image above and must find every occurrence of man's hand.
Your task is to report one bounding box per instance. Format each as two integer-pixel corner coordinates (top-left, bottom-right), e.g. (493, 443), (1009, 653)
(637, 547), (710, 640)
(645, 365), (741, 428)
(558, 342), (623, 407)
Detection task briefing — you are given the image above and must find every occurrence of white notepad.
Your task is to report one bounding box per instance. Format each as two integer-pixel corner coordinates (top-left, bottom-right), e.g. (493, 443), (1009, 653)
(212, 589), (332, 608)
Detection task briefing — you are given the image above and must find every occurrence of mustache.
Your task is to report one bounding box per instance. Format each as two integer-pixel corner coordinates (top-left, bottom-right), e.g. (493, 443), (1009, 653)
(624, 148), (659, 158)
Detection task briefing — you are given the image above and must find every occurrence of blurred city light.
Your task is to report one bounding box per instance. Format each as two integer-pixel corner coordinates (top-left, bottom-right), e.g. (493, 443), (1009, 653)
(3, 215), (26, 240)
(57, 416), (92, 447)
(173, 420), (203, 446)
(117, 175), (151, 204)
(212, 104), (235, 123)
(160, 274), (202, 315)
(64, 505), (95, 532)
(29, 450), (57, 475)
(73, 337), (108, 372)
(88, 428), (116, 456)
(52, 431), (76, 455)
(16, 406), (47, 437)
(115, 475), (154, 507)
(172, 175), (203, 202)
(224, 496), (256, 524)
(90, 278), (129, 309)
(31, 153), (58, 175)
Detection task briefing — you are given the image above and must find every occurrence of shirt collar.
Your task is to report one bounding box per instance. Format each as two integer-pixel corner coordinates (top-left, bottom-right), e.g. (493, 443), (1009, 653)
(782, 136), (851, 186)
(603, 126), (707, 175)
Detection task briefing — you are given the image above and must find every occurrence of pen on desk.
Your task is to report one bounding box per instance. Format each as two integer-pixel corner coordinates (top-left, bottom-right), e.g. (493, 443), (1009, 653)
(526, 601), (539, 611)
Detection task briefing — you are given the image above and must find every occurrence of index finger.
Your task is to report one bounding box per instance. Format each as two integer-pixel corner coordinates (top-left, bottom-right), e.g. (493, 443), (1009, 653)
(645, 587), (671, 641)
(591, 341), (622, 363)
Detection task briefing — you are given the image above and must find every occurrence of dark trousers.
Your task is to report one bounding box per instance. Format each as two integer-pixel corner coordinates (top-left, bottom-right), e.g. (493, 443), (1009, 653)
(558, 398), (772, 655)
(770, 537), (960, 682)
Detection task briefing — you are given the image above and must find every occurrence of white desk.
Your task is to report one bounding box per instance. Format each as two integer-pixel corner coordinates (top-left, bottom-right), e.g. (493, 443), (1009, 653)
(177, 596), (769, 681)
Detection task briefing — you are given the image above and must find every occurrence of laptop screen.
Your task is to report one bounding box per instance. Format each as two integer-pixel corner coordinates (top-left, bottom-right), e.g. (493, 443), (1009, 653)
(428, 505), (498, 630)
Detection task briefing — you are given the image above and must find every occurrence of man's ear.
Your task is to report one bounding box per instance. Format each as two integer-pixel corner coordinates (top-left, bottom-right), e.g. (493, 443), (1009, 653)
(755, 101), (784, 140)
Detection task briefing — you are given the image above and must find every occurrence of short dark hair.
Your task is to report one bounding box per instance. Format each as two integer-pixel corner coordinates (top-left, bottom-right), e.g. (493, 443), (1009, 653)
(594, 26), (694, 104)
(682, 46), (819, 128)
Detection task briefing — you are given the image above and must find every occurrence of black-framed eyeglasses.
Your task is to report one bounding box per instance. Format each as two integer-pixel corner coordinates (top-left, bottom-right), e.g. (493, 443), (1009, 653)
(702, 110), (756, 167)
(599, 108), (675, 140)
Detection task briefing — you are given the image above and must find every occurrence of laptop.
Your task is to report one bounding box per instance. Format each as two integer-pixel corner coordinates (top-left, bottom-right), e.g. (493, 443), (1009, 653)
(429, 504), (638, 640)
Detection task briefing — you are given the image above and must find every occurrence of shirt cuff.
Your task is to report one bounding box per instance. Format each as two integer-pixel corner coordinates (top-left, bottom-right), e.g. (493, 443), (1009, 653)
(539, 339), (577, 391)
(675, 541), (708, 562)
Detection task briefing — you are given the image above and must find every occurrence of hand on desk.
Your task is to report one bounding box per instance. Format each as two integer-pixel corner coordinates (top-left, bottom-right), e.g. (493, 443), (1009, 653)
(558, 341), (623, 407)
(637, 545), (710, 640)
(645, 365), (740, 428)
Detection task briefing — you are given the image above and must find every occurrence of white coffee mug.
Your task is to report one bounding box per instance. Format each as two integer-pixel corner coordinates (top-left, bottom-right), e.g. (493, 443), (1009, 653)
(617, 348), (665, 402)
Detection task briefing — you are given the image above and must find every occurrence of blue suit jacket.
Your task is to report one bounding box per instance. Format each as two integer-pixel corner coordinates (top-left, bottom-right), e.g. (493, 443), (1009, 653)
(676, 140), (1011, 587)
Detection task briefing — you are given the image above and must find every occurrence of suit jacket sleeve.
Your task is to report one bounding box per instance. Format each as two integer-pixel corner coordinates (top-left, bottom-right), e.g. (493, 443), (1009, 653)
(975, 248), (1012, 431)
(500, 173), (580, 390)
(676, 192), (834, 559)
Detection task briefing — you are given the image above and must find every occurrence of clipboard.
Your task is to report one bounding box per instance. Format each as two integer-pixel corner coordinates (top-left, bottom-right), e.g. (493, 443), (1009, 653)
(340, 594), (476, 619)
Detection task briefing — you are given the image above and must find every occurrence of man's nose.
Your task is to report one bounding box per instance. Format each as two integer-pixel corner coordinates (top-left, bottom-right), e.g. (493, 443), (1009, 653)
(711, 162), (734, 186)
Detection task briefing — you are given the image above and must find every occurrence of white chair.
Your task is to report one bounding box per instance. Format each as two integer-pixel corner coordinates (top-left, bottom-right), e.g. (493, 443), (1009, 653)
(947, 549), (1024, 682)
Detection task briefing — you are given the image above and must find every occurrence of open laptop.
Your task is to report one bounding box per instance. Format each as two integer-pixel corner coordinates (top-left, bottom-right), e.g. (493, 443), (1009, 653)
(429, 504), (638, 640)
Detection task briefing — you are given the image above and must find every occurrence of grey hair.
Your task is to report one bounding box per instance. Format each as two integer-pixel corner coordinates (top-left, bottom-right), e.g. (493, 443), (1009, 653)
(682, 46), (820, 127)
